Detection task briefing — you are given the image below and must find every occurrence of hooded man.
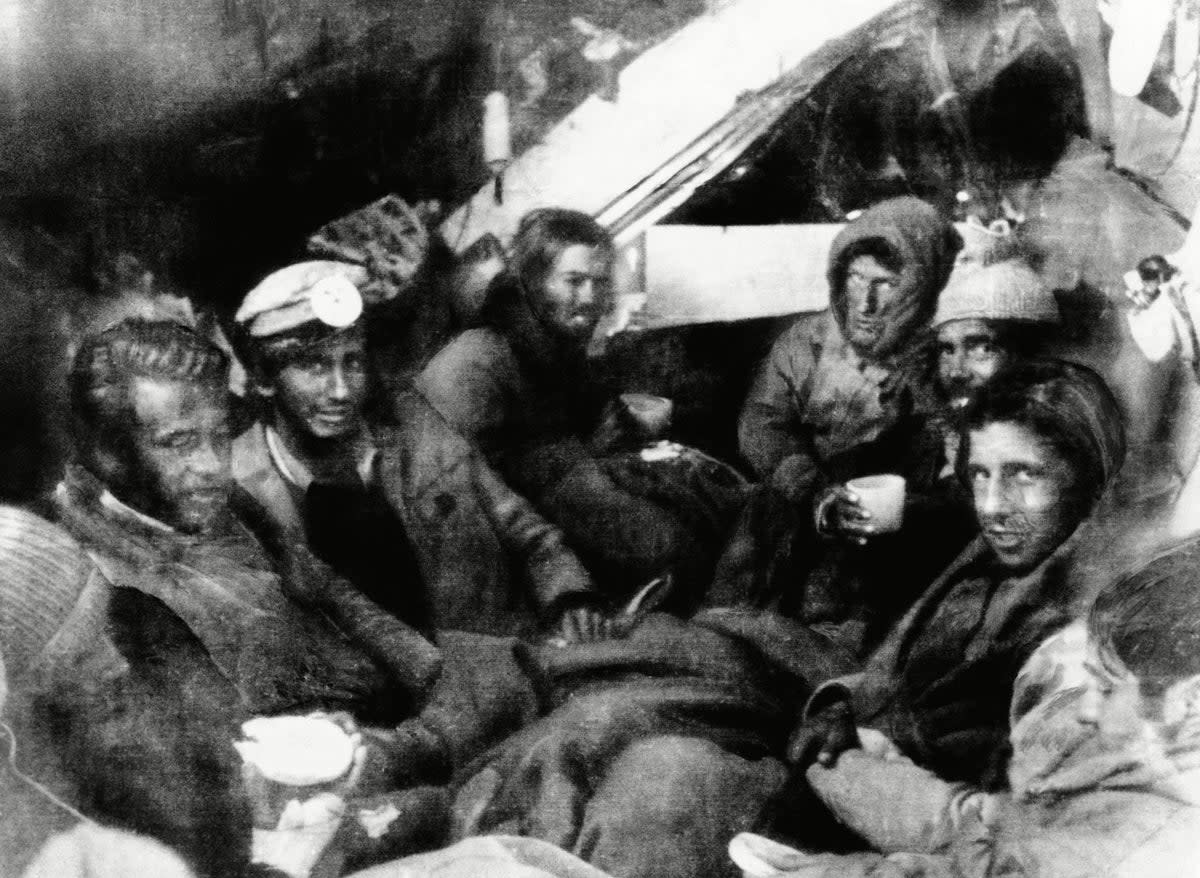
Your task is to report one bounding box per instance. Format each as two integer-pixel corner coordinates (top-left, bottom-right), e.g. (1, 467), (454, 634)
(709, 259), (1059, 658)
(739, 196), (962, 500)
(230, 260), (608, 642)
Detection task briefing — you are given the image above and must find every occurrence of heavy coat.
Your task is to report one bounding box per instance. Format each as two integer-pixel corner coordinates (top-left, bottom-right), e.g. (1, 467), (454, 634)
(738, 196), (960, 493)
(232, 389), (597, 636)
(804, 531), (1093, 788)
(52, 464), (415, 721)
(766, 624), (1200, 877)
(709, 412), (973, 658)
(50, 465), (544, 794)
(416, 285), (746, 601)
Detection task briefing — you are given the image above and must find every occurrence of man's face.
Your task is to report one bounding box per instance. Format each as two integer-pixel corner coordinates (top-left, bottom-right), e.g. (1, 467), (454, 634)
(936, 319), (1012, 410)
(1077, 645), (1161, 750)
(530, 244), (614, 343)
(966, 420), (1081, 572)
(269, 329), (368, 441)
(841, 254), (918, 358)
(115, 377), (234, 534)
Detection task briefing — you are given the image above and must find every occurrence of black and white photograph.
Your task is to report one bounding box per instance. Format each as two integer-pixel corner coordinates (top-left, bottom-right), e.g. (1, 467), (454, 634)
(2, 0), (1200, 875)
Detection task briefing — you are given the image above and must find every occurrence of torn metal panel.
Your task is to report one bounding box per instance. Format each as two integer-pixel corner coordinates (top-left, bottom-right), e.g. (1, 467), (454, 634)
(440, 0), (912, 253)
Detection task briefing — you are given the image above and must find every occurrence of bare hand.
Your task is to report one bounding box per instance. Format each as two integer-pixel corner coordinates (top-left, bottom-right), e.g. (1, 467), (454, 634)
(589, 400), (633, 455)
(786, 700), (860, 768)
(556, 604), (612, 643)
(817, 485), (876, 545)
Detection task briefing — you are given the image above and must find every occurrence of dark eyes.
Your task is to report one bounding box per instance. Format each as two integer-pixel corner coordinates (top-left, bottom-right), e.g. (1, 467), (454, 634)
(939, 341), (997, 357)
(155, 427), (231, 451)
(562, 274), (612, 293)
(1011, 466), (1041, 482)
(156, 432), (197, 451)
(294, 355), (366, 374)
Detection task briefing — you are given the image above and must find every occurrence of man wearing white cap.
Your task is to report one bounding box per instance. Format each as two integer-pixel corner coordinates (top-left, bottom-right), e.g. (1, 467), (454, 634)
(919, 256), (1063, 477)
(933, 256), (1060, 411)
(714, 257), (1060, 655)
(232, 260), (609, 643)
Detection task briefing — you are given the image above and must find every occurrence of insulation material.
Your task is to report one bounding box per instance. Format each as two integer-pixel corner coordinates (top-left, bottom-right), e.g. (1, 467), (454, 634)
(307, 196), (430, 306)
(639, 224), (842, 327)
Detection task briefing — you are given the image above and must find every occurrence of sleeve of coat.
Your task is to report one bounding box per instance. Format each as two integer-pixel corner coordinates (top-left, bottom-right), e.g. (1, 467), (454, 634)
(738, 318), (821, 485)
(805, 750), (999, 855)
(414, 330), (512, 440)
(468, 447), (600, 616)
(949, 800), (1200, 878)
(756, 850), (957, 877)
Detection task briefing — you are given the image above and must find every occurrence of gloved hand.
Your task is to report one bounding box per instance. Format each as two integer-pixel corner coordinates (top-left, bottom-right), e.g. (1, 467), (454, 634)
(786, 699), (861, 768)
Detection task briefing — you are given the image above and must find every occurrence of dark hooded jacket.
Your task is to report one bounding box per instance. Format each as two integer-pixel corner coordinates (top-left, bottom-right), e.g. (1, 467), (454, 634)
(738, 196), (961, 493)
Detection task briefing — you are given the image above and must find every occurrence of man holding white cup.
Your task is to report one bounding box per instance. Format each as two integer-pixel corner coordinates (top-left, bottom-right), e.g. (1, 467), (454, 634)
(815, 473), (908, 545)
(813, 255), (1060, 545)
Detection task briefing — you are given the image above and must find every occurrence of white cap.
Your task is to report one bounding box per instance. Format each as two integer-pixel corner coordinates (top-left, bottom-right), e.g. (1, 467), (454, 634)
(235, 261), (367, 338)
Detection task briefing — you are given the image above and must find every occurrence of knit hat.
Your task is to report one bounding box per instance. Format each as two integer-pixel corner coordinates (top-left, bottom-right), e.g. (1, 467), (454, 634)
(0, 507), (96, 680)
(934, 258), (1060, 328)
(235, 261), (367, 339)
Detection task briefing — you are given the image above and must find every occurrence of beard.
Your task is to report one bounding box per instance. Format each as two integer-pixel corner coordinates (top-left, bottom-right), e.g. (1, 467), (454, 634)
(940, 378), (977, 410)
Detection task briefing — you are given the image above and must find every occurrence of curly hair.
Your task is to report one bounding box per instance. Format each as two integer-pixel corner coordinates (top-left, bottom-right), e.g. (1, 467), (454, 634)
(69, 318), (228, 447)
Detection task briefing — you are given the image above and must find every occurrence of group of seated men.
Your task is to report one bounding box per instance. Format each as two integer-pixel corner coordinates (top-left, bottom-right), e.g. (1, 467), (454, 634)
(2, 194), (1200, 878)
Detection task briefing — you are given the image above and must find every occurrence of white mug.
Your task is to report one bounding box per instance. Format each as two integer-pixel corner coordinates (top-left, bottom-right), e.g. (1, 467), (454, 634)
(846, 474), (906, 533)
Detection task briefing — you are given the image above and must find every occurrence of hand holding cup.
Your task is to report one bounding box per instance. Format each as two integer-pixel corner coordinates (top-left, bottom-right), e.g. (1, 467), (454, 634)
(818, 475), (906, 545)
